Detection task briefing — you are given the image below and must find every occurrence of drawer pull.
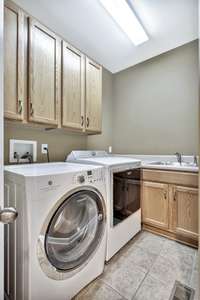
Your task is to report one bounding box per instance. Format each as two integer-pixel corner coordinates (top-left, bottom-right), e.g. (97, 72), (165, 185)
(81, 116), (84, 127)
(18, 100), (23, 114)
(174, 191), (176, 201)
(30, 102), (34, 116)
(86, 117), (89, 127)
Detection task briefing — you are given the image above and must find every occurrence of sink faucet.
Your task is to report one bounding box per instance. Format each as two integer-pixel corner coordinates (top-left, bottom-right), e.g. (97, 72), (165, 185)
(174, 152), (182, 165)
(193, 155), (198, 166)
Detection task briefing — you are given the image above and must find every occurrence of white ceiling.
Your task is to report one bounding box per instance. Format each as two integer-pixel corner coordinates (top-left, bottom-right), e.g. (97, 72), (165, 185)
(13, 0), (198, 73)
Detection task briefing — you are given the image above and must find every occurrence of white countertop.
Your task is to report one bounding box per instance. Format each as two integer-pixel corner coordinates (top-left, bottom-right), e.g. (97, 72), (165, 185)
(67, 151), (198, 172)
(114, 154), (199, 173)
(5, 155), (198, 175)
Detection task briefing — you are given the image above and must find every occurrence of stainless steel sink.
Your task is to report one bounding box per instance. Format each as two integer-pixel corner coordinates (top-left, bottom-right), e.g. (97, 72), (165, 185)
(148, 161), (167, 165)
(148, 161), (198, 167)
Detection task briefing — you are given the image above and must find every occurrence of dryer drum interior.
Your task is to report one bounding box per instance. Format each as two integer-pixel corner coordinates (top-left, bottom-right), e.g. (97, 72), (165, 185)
(45, 190), (105, 271)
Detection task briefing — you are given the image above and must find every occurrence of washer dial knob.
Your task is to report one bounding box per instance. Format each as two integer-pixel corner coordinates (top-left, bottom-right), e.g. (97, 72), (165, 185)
(78, 175), (85, 184)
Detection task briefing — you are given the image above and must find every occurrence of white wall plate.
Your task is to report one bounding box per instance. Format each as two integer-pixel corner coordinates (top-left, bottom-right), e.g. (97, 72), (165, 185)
(9, 139), (37, 163)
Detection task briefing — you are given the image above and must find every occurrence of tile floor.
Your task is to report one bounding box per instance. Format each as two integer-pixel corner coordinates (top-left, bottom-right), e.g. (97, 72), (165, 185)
(75, 231), (199, 300)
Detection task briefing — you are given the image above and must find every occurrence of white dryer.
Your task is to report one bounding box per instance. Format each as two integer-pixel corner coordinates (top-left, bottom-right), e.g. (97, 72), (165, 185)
(67, 151), (142, 261)
(4, 162), (107, 300)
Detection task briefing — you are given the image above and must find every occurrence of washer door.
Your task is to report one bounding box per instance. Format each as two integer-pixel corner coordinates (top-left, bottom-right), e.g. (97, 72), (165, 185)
(45, 190), (105, 271)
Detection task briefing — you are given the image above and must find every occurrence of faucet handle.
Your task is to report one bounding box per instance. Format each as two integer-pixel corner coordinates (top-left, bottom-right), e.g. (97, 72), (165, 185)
(193, 155), (198, 166)
(174, 152), (182, 164)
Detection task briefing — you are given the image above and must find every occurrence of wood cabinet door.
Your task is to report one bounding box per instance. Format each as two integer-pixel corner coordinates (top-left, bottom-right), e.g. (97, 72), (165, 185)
(61, 41), (85, 130)
(85, 57), (102, 133)
(173, 186), (198, 240)
(28, 18), (59, 125)
(4, 0), (24, 120)
(142, 181), (169, 230)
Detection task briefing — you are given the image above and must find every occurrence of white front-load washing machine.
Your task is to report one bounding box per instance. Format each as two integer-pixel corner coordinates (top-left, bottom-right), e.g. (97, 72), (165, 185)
(4, 162), (107, 300)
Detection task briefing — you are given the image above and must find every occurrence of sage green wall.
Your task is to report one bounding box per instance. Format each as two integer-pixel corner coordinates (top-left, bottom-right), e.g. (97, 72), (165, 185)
(4, 124), (86, 164)
(112, 41), (199, 155)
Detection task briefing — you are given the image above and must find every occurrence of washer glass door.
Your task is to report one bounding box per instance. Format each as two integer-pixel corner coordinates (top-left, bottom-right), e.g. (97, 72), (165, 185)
(45, 190), (105, 271)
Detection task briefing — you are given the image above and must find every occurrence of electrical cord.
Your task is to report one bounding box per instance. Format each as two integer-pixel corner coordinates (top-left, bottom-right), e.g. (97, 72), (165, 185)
(44, 147), (50, 162)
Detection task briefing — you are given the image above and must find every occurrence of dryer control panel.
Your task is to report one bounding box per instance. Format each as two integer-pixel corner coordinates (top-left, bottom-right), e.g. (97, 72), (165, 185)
(73, 169), (105, 184)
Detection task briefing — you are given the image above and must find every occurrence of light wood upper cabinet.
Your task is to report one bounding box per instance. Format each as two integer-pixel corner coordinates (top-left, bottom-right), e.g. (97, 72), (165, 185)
(85, 57), (102, 133)
(4, 1), (103, 133)
(173, 185), (198, 240)
(142, 181), (169, 230)
(28, 18), (60, 126)
(61, 41), (85, 130)
(4, 1), (24, 120)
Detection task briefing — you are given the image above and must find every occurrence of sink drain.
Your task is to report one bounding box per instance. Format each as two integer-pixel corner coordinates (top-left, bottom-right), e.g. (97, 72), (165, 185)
(169, 281), (195, 300)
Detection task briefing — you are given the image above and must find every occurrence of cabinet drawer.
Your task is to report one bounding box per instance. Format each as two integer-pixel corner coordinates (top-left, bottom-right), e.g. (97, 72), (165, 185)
(142, 169), (198, 187)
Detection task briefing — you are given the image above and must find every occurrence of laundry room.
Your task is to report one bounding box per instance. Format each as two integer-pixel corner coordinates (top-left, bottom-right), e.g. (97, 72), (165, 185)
(0, 1), (199, 300)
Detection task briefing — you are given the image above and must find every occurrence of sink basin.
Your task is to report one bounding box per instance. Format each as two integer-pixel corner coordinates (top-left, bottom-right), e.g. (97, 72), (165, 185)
(148, 161), (198, 167)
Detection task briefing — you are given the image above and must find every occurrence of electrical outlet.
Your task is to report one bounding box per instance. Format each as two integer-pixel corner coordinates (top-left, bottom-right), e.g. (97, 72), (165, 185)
(41, 144), (48, 154)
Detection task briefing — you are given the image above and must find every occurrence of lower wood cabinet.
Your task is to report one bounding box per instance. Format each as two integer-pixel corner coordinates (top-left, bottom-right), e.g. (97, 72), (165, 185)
(172, 185), (198, 240)
(142, 170), (198, 247)
(142, 181), (169, 230)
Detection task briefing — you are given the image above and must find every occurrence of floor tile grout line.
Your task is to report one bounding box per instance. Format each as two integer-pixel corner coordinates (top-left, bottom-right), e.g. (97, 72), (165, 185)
(135, 231), (166, 256)
(131, 237), (195, 298)
(189, 251), (197, 285)
(130, 241), (166, 299)
(131, 269), (150, 299)
(101, 237), (165, 299)
(99, 278), (129, 300)
(126, 232), (168, 299)
(76, 231), (197, 299)
(132, 243), (162, 257)
(134, 238), (171, 290)
(158, 240), (196, 287)
(146, 239), (196, 288)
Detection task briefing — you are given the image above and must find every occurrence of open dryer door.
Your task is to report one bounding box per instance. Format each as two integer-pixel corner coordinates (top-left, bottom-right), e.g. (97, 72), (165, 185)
(38, 189), (106, 279)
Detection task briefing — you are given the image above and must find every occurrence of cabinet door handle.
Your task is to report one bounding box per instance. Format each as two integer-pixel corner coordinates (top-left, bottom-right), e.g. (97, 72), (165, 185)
(174, 191), (176, 201)
(18, 100), (23, 114)
(86, 117), (89, 127)
(81, 116), (84, 127)
(30, 102), (34, 116)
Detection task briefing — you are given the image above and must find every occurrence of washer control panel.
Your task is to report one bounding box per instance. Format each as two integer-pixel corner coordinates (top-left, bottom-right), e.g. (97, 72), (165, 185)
(74, 169), (104, 184)
(77, 175), (85, 184)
